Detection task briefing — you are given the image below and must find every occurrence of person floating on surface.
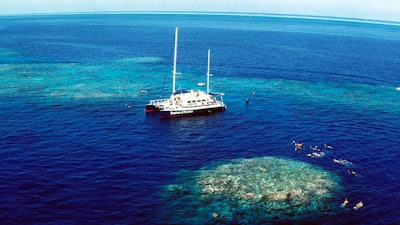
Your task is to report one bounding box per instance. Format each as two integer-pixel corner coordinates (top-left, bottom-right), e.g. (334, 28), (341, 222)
(307, 151), (325, 158)
(341, 198), (349, 208)
(310, 145), (320, 151)
(333, 159), (353, 166)
(348, 169), (357, 175)
(212, 213), (226, 219)
(292, 141), (304, 152)
(353, 201), (364, 210)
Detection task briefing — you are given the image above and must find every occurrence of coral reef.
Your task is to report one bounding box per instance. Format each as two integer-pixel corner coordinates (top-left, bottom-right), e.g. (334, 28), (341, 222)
(161, 157), (343, 224)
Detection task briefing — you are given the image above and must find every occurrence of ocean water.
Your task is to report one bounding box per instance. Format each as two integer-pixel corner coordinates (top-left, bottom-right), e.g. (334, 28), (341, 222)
(0, 13), (399, 224)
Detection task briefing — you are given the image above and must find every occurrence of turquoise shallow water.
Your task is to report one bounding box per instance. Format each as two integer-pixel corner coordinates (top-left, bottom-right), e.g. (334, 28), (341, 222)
(0, 14), (400, 224)
(1, 54), (398, 114)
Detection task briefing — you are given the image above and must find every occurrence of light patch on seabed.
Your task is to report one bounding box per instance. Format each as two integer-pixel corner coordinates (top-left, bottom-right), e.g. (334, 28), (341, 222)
(0, 64), (14, 73)
(0, 47), (18, 54)
(161, 156), (343, 225)
(220, 76), (400, 115)
(1, 49), (398, 113)
(0, 57), (166, 102)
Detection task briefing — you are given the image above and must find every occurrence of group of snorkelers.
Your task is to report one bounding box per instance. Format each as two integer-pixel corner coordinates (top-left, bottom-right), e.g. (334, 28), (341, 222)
(333, 159), (358, 175)
(293, 141), (364, 211)
(307, 144), (326, 158)
(341, 198), (364, 210)
(333, 157), (364, 210)
(292, 141), (358, 175)
(292, 141), (331, 158)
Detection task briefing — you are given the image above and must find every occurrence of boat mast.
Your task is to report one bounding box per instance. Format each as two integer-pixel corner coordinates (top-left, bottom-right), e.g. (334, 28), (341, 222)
(206, 49), (212, 94)
(172, 27), (179, 95)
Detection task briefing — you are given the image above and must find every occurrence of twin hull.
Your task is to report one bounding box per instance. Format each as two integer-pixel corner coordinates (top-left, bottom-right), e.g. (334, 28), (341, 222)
(159, 105), (226, 118)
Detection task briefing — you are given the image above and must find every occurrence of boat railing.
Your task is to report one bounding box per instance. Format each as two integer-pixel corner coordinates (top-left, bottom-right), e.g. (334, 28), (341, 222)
(148, 99), (167, 105)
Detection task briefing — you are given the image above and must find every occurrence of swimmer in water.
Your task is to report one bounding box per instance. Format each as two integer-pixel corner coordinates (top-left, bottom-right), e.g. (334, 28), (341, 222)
(348, 169), (357, 175)
(341, 198), (349, 208)
(212, 213), (226, 219)
(333, 159), (353, 166)
(353, 201), (363, 210)
(324, 144), (333, 149)
(310, 145), (320, 151)
(307, 151), (325, 158)
(292, 141), (304, 152)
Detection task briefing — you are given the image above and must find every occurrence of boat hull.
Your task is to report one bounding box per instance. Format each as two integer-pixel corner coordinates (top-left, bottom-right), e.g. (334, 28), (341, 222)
(145, 99), (167, 112)
(145, 104), (160, 113)
(160, 106), (225, 118)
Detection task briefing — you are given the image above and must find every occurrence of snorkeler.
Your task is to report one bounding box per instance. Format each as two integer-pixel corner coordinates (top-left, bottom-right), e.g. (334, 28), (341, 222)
(333, 159), (353, 166)
(353, 201), (364, 210)
(212, 212), (226, 219)
(324, 144), (334, 149)
(310, 145), (320, 151)
(347, 169), (357, 175)
(333, 159), (348, 164)
(292, 141), (304, 152)
(307, 151), (325, 158)
(341, 198), (349, 208)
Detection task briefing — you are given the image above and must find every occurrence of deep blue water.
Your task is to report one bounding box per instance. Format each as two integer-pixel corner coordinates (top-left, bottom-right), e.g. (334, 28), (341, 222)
(0, 13), (400, 224)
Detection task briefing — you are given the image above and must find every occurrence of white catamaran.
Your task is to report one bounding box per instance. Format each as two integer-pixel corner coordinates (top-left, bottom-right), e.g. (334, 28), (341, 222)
(145, 28), (226, 118)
